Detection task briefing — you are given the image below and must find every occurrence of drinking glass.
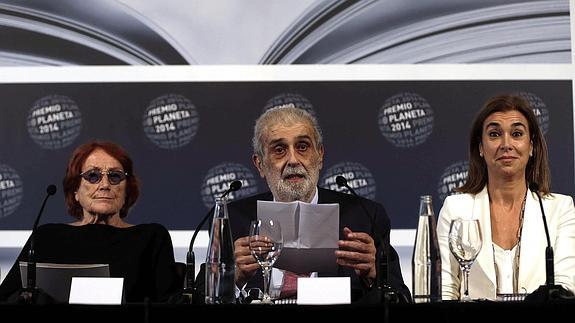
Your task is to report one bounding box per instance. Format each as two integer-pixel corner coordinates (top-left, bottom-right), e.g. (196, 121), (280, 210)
(448, 219), (482, 301)
(249, 219), (283, 304)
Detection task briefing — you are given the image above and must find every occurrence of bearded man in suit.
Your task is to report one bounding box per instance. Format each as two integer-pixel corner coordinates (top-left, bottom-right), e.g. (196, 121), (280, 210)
(200, 106), (410, 303)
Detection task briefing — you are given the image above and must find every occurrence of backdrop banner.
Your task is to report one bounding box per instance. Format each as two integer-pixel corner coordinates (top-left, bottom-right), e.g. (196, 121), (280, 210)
(0, 80), (572, 230)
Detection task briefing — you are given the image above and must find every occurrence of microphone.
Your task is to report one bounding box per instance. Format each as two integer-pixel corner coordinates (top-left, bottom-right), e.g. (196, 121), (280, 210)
(21, 184), (57, 304)
(183, 180), (242, 302)
(336, 176), (375, 231)
(525, 183), (573, 301)
(336, 176), (402, 305)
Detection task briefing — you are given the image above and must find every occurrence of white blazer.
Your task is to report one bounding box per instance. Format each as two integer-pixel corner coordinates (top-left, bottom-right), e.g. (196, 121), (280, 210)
(437, 186), (575, 300)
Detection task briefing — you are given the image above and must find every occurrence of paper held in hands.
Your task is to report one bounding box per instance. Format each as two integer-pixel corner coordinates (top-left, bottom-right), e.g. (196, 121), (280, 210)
(257, 200), (339, 275)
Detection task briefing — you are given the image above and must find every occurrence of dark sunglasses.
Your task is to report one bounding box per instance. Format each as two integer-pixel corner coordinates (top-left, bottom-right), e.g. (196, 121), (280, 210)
(80, 169), (128, 185)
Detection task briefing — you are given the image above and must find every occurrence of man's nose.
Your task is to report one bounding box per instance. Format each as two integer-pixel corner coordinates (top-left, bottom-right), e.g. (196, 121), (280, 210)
(286, 147), (301, 166)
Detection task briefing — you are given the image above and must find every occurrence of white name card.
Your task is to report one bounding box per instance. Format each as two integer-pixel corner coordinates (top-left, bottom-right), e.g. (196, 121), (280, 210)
(296, 277), (351, 305)
(69, 277), (124, 305)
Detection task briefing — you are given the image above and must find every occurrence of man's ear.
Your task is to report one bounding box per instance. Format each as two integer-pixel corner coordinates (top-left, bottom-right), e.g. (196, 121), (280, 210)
(252, 154), (265, 178)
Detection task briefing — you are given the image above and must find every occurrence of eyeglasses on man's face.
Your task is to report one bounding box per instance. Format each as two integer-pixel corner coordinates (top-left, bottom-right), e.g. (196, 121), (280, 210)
(80, 169), (128, 185)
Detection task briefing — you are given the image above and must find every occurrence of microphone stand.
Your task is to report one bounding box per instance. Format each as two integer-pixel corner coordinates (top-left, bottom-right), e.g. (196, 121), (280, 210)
(525, 184), (573, 301)
(335, 176), (402, 308)
(183, 180), (242, 303)
(20, 185), (57, 304)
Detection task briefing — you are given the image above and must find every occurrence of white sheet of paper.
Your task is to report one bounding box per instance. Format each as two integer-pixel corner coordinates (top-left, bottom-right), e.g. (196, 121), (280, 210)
(69, 277), (124, 305)
(297, 277), (351, 305)
(257, 200), (339, 274)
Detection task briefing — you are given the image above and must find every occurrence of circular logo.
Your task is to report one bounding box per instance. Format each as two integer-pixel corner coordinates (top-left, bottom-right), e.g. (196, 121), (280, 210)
(378, 92), (434, 148)
(516, 91), (549, 135)
(200, 162), (259, 208)
(0, 164), (24, 219)
(143, 94), (200, 149)
(26, 95), (82, 149)
(320, 162), (376, 200)
(263, 93), (316, 116)
(437, 160), (469, 202)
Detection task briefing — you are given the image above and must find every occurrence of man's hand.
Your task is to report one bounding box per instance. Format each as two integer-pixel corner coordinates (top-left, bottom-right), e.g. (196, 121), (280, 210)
(335, 227), (377, 282)
(234, 236), (259, 287)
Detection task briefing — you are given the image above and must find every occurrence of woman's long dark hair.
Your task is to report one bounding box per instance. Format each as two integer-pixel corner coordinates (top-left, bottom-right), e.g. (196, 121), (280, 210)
(458, 94), (550, 195)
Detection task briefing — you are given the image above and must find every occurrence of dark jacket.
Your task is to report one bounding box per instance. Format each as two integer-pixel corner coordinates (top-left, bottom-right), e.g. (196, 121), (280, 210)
(196, 187), (411, 303)
(0, 223), (180, 303)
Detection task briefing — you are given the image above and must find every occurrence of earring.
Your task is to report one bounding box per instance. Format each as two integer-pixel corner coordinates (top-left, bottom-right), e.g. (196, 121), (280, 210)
(479, 152), (483, 157)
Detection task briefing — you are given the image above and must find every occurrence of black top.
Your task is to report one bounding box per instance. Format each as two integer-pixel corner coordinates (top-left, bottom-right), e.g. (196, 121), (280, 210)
(0, 223), (180, 303)
(196, 187), (411, 303)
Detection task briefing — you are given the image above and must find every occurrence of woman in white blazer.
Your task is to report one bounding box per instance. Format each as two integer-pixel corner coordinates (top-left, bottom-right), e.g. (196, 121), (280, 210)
(437, 94), (575, 300)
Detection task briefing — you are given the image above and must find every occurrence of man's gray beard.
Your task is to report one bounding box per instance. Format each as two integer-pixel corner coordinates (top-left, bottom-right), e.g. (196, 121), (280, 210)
(269, 168), (319, 203)
(274, 178), (313, 202)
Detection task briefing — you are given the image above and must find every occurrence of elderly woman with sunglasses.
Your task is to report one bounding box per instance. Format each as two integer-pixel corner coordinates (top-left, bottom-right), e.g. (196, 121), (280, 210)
(0, 141), (181, 303)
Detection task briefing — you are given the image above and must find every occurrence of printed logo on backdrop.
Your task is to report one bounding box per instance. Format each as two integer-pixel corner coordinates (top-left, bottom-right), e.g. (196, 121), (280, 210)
(143, 94), (199, 149)
(437, 160), (469, 202)
(320, 162), (376, 200)
(263, 93), (316, 117)
(200, 163), (259, 208)
(27, 95), (82, 149)
(0, 164), (24, 219)
(516, 92), (549, 135)
(378, 92), (434, 148)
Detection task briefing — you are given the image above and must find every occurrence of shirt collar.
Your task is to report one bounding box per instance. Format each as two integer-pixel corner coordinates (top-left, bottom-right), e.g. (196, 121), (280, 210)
(310, 187), (318, 204)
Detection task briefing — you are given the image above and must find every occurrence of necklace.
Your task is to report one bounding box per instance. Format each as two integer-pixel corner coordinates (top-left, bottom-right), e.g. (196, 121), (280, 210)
(492, 192), (527, 294)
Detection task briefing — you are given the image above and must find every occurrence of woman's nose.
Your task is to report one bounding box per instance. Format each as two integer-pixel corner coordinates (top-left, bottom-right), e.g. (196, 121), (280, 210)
(500, 134), (512, 151)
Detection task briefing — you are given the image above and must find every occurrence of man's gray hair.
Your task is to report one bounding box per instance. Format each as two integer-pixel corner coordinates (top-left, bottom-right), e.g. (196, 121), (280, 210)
(252, 107), (323, 158)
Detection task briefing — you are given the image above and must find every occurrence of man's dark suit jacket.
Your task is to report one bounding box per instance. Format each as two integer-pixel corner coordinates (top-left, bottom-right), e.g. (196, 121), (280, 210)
(196, 187), (411, 303)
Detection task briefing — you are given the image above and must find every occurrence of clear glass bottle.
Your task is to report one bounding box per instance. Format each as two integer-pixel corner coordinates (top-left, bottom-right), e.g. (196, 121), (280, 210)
(412, 195), (442, 303)
(205, 196), (236, 304)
